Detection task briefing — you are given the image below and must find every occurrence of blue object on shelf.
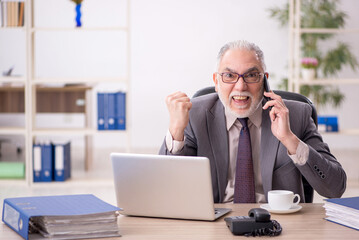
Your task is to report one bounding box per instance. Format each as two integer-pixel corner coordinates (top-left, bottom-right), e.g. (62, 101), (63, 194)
(75, 3), (82, 27)
(318, 116), (338, 132)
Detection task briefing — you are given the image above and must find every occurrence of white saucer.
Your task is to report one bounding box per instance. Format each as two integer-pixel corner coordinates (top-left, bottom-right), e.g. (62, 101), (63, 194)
(260, 204), (302, 214)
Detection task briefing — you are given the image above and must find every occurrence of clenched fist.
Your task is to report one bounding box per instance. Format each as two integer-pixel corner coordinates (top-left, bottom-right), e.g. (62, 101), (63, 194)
(166, 91), (192, 141)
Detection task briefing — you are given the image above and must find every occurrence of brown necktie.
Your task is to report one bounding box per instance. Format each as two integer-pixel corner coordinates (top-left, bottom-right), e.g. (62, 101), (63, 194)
(233, 118), (256, 203)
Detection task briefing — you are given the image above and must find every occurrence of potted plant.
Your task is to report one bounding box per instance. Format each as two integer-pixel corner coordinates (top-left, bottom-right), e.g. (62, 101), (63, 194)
(301, 57), (318, 81)
(268, 0), (358, 110)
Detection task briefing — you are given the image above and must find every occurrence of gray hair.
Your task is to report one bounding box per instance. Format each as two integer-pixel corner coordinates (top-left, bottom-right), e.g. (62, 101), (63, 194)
(216, 40), (266, 71)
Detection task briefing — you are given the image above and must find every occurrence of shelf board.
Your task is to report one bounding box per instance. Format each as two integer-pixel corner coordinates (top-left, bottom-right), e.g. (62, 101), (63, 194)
(321, 129), (359, 136)
(0, 76), (26, 83)
(32, 128), (128, 136)
(32, 128), (96, 136)
(0, 179), (28, 186)
(32, 77), (128, 85)
(95, 130), (127, 134)
(31, 26), (128, 32)
(296, 78), (359, 85)
(0, 26), (26, 31)
(30, 178), (114, 188)
(297, 28), (359, 34)
(0, 127), (26, 135)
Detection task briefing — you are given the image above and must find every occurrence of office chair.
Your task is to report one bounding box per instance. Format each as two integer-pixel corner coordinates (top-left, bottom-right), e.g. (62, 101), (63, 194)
(192, 86), (316, 203)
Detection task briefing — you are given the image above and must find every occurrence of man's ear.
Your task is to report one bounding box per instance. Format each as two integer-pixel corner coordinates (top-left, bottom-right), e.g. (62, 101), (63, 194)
(213, 73), (219, 92)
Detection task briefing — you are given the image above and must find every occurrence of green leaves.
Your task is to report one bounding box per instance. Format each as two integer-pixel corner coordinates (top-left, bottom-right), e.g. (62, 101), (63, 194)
(322, 42), (359, 77)
(267, 3), (289, 27)
(267, 0), (357, 109)
(71, 0), (83, 5)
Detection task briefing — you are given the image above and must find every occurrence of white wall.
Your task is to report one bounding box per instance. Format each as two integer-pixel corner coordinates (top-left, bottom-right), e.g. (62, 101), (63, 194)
(1, 0), (359, 151)
(130, 0), (289, 150)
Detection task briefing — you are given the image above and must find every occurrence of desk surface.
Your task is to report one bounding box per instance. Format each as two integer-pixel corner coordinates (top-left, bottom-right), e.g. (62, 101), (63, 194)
(1, 203), (358, 239)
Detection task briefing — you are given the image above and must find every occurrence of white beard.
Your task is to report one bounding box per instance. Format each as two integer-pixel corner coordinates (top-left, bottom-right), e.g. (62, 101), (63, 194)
(217, 83), (264, 118)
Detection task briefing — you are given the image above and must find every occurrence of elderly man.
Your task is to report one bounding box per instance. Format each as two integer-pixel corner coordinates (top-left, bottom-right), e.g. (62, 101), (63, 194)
(159, 40), (346, 203)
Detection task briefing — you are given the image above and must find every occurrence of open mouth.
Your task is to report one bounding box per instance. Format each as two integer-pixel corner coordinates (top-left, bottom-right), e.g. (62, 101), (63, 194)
(232, 95), (250, 102)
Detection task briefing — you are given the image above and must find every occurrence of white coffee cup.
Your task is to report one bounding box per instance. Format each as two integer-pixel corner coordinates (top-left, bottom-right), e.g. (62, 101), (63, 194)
(268, 190), (300, 210)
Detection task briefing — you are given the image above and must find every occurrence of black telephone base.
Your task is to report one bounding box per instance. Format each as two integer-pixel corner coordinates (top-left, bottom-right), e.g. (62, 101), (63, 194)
(225, 216), (274, 235)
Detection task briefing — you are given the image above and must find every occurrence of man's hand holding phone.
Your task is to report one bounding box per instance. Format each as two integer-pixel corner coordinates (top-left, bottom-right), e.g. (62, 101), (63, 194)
(166, 91), (192, 141)
(262, 91), (299, 155)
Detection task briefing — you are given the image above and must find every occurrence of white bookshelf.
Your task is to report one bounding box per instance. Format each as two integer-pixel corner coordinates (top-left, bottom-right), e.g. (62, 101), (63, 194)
(0, 0), (131, 185)
(288, 0), (359, 136)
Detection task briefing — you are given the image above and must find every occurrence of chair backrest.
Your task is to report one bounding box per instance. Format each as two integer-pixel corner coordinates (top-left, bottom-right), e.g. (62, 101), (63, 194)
(192, 86), (315, 203)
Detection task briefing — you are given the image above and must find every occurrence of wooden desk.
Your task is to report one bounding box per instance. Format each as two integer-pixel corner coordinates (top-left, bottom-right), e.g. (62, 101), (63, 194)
(0, 203), (357, 239)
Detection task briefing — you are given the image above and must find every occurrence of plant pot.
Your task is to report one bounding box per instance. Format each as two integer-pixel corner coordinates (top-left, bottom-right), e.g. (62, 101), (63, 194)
(301, 68), (316, 81)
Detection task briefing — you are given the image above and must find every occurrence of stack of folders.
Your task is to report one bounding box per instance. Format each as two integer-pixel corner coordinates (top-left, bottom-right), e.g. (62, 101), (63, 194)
(323, 196), (359, 231)
(2, 194), (122, 240)
(97, 91), (126, 130)
(33, 142), (71, 182)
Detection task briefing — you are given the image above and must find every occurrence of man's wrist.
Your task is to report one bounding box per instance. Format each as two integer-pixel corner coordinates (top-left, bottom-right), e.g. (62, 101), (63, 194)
(281, 133), (300, 155)
(169, 127), (185, 141)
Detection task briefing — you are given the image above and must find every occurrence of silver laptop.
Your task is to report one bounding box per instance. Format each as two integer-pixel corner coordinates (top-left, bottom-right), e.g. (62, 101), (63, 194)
(111, 153), (231, 221)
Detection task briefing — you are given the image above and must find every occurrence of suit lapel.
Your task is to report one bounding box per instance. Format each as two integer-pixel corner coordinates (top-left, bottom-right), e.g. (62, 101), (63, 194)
(206, 100), (229, 202)
(260, 108), (280, 199)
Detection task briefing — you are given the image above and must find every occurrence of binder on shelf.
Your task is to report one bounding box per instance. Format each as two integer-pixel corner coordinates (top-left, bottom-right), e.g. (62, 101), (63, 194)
(2, 194), (122, 240)
(53, 142), (71, 182)
(318, 116), (338, 132)
(97, 92), (106, 130)
(323, 197), (359, 231)
(107, 92), (116, 130)
(115, 91), (126, 130)
(41, 142), (53, 182)
(32, 144), (42, 182)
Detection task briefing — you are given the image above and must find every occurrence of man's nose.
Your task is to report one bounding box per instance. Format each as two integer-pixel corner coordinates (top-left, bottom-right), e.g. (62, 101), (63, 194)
(233, 77), (248, 91)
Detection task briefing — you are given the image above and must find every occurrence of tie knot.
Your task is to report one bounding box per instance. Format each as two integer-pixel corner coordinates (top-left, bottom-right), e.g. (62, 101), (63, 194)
(238, 118), (249, 128)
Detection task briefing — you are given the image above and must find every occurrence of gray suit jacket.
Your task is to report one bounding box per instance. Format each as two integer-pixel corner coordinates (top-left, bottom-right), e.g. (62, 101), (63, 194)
(159, 93), (346, 203)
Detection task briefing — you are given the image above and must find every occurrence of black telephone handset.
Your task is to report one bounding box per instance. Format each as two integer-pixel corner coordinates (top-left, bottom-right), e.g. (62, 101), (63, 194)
(224, 208), (282, 236)
(263, 73), (273, 110)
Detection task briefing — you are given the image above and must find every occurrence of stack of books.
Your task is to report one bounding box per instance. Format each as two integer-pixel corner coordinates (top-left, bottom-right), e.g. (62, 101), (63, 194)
(0, 0), (25, 27)
(323, 196), (359, 231)
(2, 194), (122, 240)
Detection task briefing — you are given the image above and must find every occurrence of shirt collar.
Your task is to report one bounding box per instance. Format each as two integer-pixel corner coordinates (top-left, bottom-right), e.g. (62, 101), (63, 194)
(224, 102), (263, 130)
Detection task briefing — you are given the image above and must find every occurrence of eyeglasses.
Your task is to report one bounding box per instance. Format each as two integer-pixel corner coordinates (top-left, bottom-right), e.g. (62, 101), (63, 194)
(217, 72), (264, 84)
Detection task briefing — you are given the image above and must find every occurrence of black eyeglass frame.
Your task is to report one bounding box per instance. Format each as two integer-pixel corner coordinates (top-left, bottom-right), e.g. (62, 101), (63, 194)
(217, 72), (266, 84)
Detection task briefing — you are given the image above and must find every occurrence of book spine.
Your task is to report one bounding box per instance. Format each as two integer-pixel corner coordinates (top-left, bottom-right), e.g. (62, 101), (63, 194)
(54, 144), (65, 181)
(2, 199), (30, 240)
(65, 142), (71, 180)
(0, 2), (3, 27)
(41, 143), (53, 182)
(97, 92), (105, 130)
(104, 93), (109, 129)
(107, 92), (116, 130)
(18, 1), (24, 27)
(33, 144), (42, 182)
(54, 142), (71, 181)
(2, 1), (7, 27)
(115, 92), (126, 130)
